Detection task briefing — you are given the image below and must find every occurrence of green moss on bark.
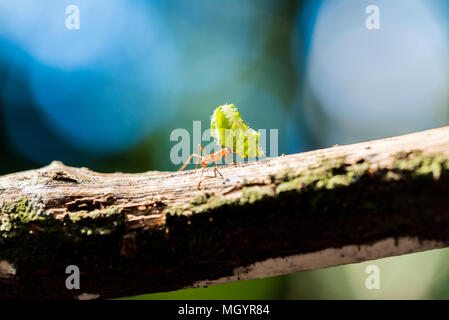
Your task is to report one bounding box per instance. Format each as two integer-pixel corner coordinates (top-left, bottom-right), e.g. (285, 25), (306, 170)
(0, 197), (125, 264)
(393, 151), (449, 178)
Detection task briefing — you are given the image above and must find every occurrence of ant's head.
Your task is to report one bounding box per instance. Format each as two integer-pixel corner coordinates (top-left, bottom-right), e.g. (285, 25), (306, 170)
(201, 159), (207, 167)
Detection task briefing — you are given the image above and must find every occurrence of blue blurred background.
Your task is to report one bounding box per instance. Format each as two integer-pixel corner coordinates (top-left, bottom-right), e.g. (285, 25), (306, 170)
(1, 0), (449, 299)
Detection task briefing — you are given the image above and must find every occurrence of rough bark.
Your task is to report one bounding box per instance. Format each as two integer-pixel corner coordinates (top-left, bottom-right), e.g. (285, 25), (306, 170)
(2, 126), (449, 299)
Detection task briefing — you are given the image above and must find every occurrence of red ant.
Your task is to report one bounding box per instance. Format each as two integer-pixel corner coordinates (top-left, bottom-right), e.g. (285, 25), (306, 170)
(178, 145), (238, 187)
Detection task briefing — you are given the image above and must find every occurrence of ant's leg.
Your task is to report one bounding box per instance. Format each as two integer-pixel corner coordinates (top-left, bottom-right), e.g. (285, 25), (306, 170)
(178, 154), (201, 172)
(195, 144), (211, 175)
(224, 153), (236, 166)
(200, 166), (205, 178)
(231, 152), (242, 166)
(198, 145), (210, 157)
(198, 166), (207, 188)
(195, 144), (201, 174)
(223, 152), (238, 166)
(214, 162), (223, 178)
(227, 148), (240, 165)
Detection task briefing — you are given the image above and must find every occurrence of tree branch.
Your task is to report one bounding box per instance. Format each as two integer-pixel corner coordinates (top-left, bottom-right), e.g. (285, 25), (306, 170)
(2, 126), (449, 299)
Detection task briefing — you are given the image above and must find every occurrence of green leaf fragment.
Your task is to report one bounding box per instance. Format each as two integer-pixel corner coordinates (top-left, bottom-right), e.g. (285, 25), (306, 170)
(210, 104), (264, 159)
